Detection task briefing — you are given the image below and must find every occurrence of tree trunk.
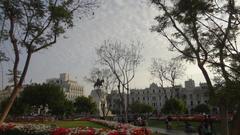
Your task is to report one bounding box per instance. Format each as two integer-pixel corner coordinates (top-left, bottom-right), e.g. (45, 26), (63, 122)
(126, 85), (130, 123)
(122, 84), (127, 123)
(197, 64), (214, 95)
(101, 102), (105, 119)
(0, 85), (20, 124)
(231, 106), (240, 135)
(0, 52), (32, 125)
(220, 105), (229, 135)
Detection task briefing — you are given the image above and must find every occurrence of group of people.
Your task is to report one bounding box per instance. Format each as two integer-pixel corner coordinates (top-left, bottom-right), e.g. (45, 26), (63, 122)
(197, 115), (215, 135)
(135, 116), (147, 126)
(164, 115), (215, 135)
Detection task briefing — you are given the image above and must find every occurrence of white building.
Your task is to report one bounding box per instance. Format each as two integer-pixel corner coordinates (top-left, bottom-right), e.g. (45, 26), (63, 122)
(107, 90), (127, 114)
(46, 73), (84, 101)
(182, 81), (209, 112)
(108, 79), (209, 114)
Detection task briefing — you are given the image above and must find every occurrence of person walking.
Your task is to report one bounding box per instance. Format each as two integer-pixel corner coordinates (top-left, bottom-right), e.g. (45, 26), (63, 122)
(198, 122), (204, 135)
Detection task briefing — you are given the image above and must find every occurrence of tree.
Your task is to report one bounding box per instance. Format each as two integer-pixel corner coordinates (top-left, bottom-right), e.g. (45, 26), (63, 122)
(0, 0), (98, 124)
(192, 104), (210, 114)
(85, 67), (117, 118)
(130, 102), (154, 114)
(150, 0), (240, 134)
(161, 98), (187, 114)
(63, 100), (74, 116)
(74, 96), (97, 115)
(20, 83), (70, 116)
(96, 40), (143, 122)
(150, 58), (185, 99)
(0, 97), (30, 116)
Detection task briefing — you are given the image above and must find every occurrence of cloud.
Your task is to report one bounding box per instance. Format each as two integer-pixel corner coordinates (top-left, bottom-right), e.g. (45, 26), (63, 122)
(2, 0), (206, 95)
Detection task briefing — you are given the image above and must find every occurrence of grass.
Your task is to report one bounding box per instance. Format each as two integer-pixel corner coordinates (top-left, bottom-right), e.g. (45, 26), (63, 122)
(148, 119), (220, 132)
(48, 120), (109, 128)
(148, 119), (199, 130)
(18, 120), (109, 129)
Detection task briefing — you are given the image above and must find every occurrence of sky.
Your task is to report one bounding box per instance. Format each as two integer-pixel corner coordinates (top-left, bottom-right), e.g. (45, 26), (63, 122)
(1, 0), (208, 96)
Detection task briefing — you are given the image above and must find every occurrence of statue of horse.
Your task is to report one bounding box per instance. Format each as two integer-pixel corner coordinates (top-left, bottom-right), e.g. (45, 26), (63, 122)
(94, 79), (104, 88)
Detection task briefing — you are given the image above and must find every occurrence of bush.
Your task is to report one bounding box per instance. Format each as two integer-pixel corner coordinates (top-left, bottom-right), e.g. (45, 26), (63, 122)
(161, 98), (187, 114)
(192, 104), (210, 114)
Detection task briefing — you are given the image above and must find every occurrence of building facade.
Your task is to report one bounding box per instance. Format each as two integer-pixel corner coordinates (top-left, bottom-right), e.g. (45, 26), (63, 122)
(108, 79), (209, 113)
(107, 90), (127, 114)
(46, 73), (84, 101)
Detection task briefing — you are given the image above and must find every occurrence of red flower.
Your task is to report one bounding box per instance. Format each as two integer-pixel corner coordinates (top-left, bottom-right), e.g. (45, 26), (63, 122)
(107, 130), (119, 135)
(0, 123), (16, 131)
(52, 128), (71, 135)
(130, 127), (151, 135)
(75, 127), (96, 135)
(6, 123), (15, 129)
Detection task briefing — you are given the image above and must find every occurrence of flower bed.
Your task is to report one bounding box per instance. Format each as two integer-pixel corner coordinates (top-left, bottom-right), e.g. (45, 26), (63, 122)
(0, 119), (152, 135)
(87, 118), (151, 135)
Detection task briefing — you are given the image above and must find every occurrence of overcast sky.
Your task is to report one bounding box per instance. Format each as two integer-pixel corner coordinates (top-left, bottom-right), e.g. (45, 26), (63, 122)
(1, 0), (208, 95)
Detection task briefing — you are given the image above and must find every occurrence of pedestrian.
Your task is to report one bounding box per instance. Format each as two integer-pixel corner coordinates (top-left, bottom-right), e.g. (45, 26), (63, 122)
(203, 122), (212, 135)
(165, 117), (169, 129)
(165, 116), (172, 129)
(198, 121), (204, 135)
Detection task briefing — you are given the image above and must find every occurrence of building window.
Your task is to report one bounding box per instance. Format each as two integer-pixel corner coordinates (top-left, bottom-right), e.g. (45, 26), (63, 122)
(153, 89), (155, 93)
(191, 101), (193, 106)
(152, 96), (156, 101)
(143, 97), (145, 100)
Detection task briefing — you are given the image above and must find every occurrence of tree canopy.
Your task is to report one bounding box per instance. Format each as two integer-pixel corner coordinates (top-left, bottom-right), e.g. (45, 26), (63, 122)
(21, 83), (71, 115)
(96, 40), (143, 122)
(161, 98), (187, 114)
(0, 97), (30, 116)
(0, 83), (73, 116)
(0, 0), (98, 123)
(192, 104), (210, 114)
(150, 0), (240, 134)
(74, 96), (97, 114)
(130, 102), (154, 114)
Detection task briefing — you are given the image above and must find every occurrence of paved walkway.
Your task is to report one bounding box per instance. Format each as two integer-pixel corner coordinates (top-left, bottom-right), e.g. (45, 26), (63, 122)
(149, 127), (198, 135)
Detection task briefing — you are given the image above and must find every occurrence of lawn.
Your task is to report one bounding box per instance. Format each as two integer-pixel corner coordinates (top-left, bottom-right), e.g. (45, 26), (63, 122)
(48, 120), (109, 128)
(147, 119), (199, 130)
(147, 119), (220, 132)
(18, 120), (109, 128)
